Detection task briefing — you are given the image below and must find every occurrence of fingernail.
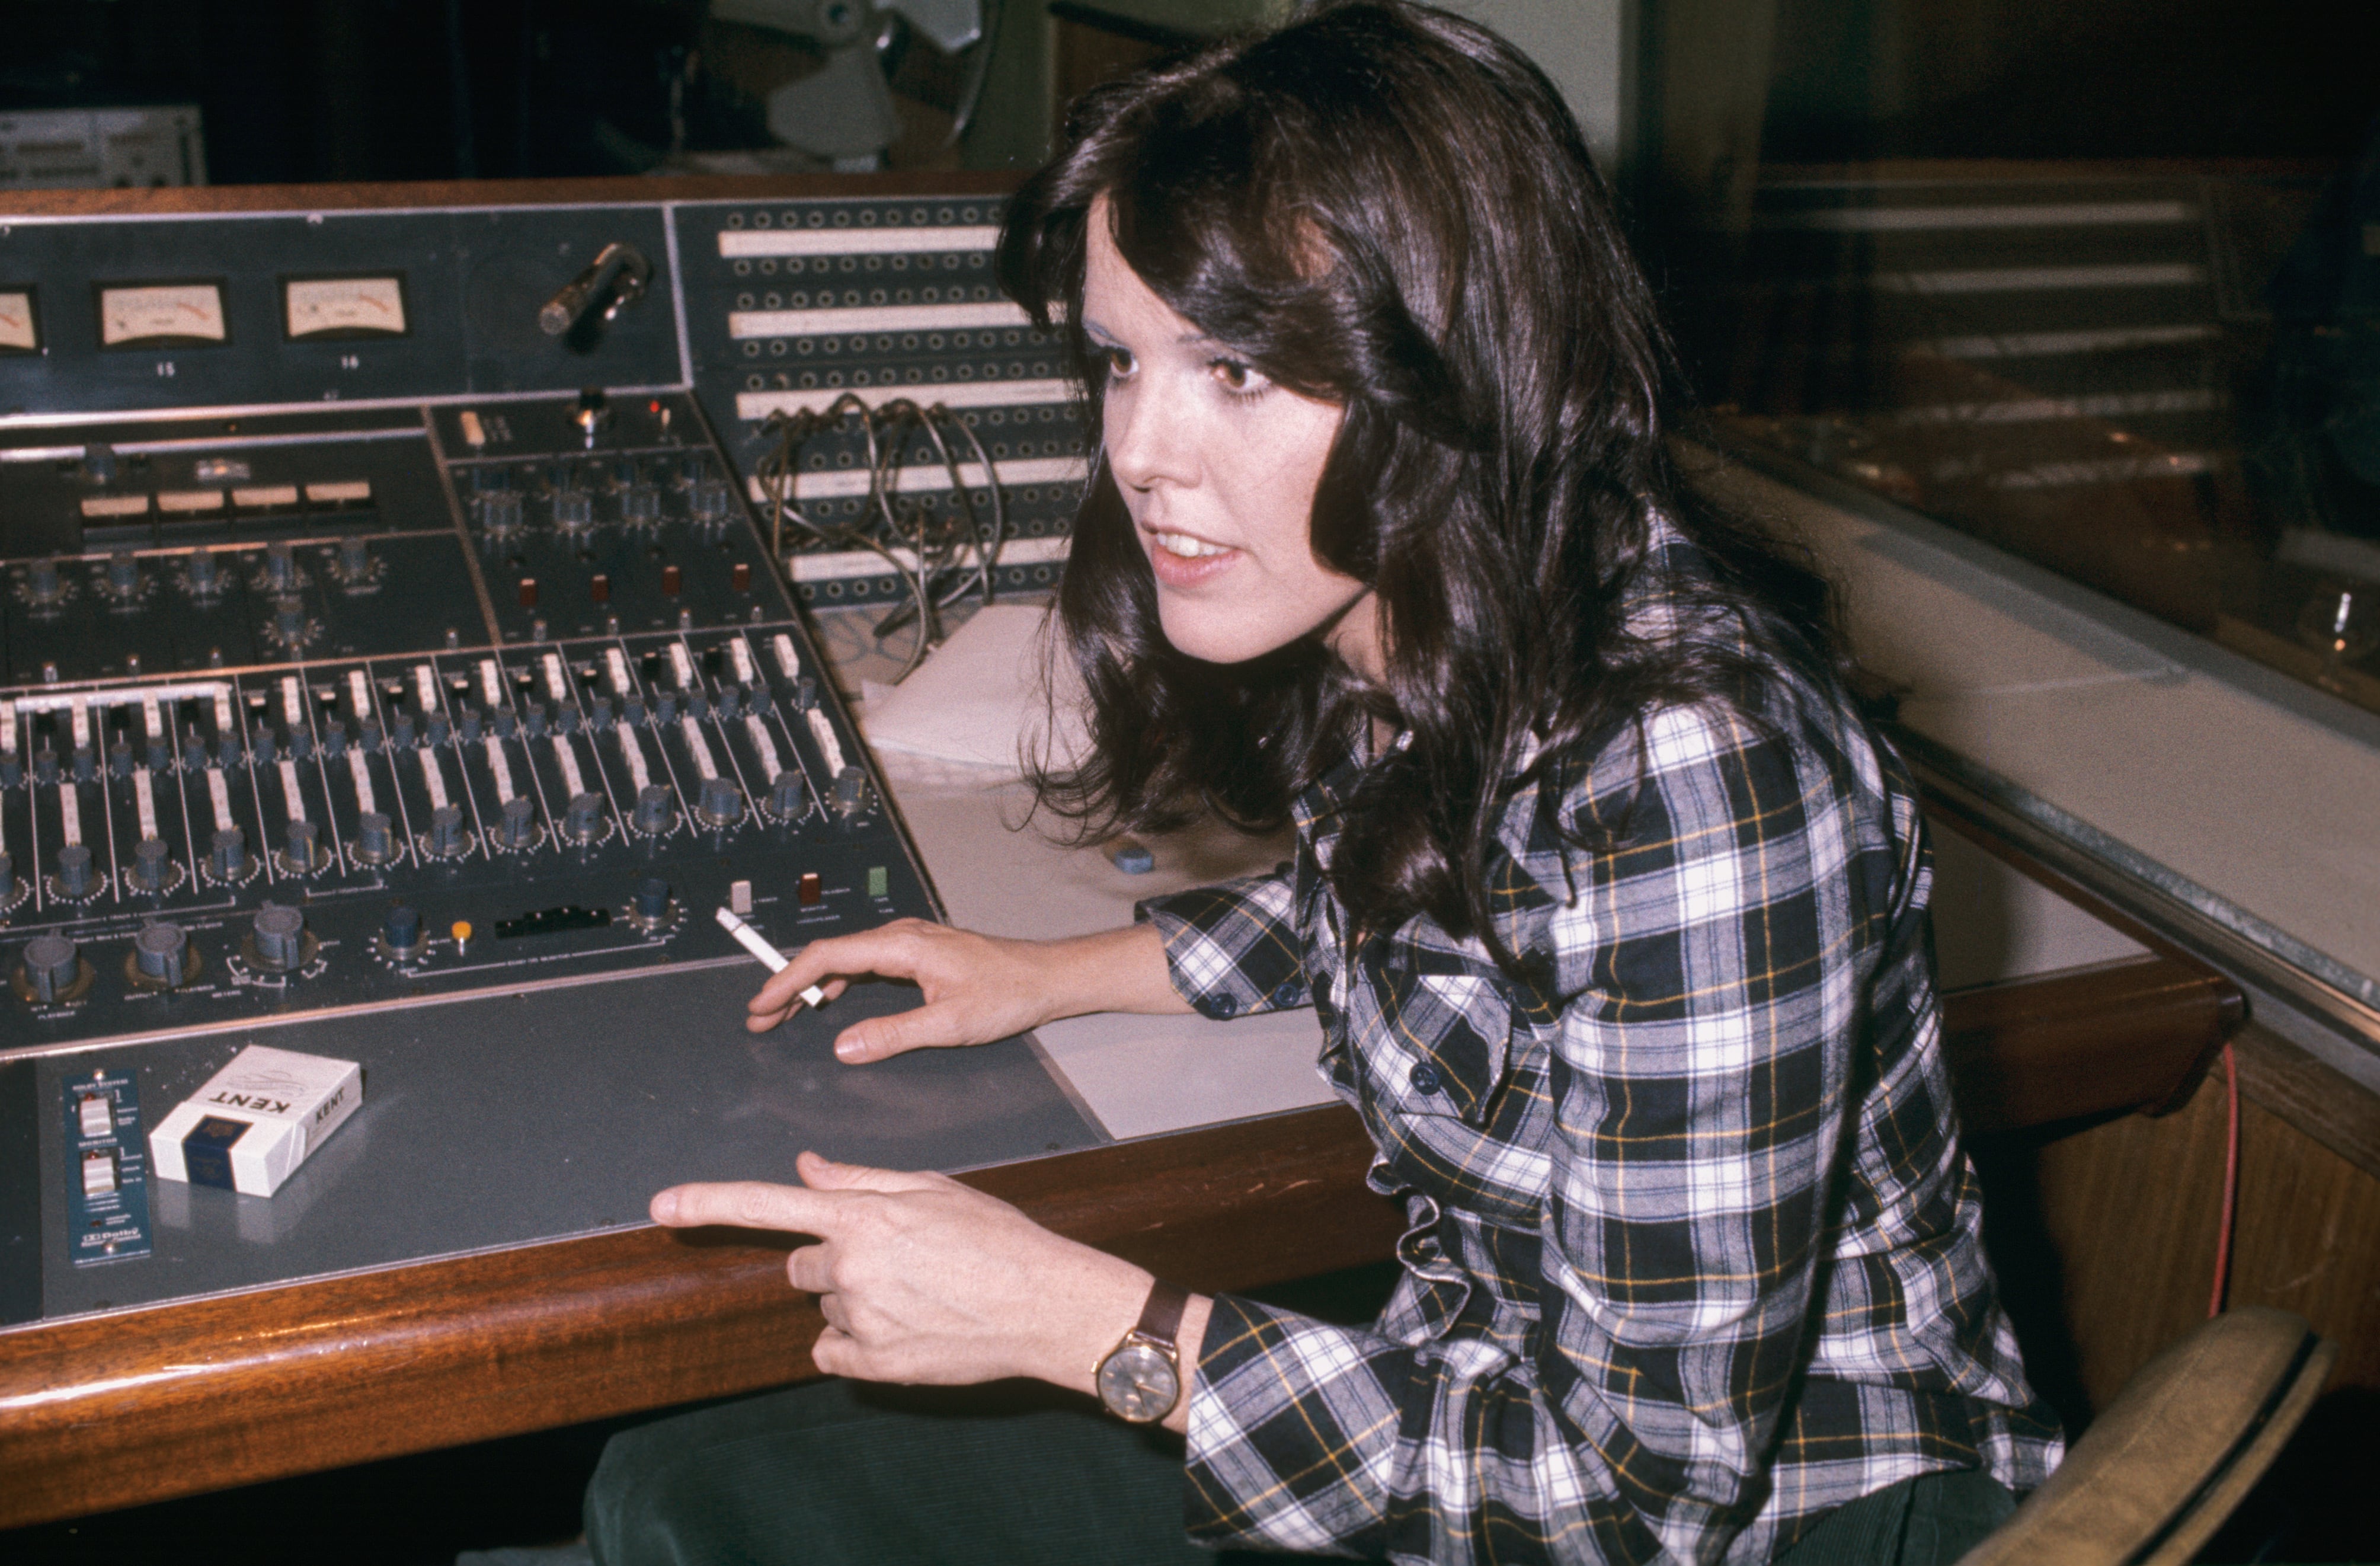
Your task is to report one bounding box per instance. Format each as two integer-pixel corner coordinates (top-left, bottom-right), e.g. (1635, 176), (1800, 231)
(834, 1037), (862, 1060)
(652, 1190), (679, 1222)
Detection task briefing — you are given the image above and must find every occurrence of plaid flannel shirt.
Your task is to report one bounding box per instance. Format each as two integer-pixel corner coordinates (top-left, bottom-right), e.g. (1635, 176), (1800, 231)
(1138, 529), (2062, 1564)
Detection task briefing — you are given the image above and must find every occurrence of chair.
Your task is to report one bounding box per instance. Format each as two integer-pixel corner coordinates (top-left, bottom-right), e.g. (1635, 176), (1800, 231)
(1957, 1307), (2337, 1566)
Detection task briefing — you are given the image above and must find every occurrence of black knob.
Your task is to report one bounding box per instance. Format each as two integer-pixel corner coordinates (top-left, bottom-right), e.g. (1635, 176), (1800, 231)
(794, 676), (818, 712)
(108, 738), (133, 778)
(34, 747), (59, 785)
(27, 558), (63, 603)
(632, 783), (676, 835)
(523, 701), (549, 737)
(130, 836), (171, 891)
(590, 695), (615, 727)
(655, 691), (679, 724)
(426, 709), (452, 745)
(357, 810), (395, 861)
(321, 717), (347, 758)
(134, 922), (190, 986)
(634, 876), (670, 922)
(715, 684), (743, 720)
(146, 733), (172, 770)
(108, 550), (140, 594)
(383, 903), (422, 952)
(264, 542), (298, 591)
(563, 791), (605, 842)
(426, 804), (469, 858)
(697, 775), (743, 827)
(338, 536), (371, 578)
(769, 769), (807, 819)
(251, 903), (306, 970)
(0, 753), (19, 788)
(498, 795), (538, 849)
(273, 596), (306, 640)
(0, 849), (14, 896)
(216, 731), (243, 767)
(392, 711), (417, 747)
(55, 844), (96, 899)
(24, 932), (79, 1001)
(832, 766), (869, 819)
(72, 744), (96, 782)
(621, 484), (661, 524)
(479, 490), (524, 532)
(187, 548), (220, 594)
(457, 705), (482, 742)
(552, 489), (593, 530)
(285, 817), (321, 871)
(690, 478), (733, 520)
(209, 826), (249, 882)
(357, 717), (383, 752)
(493, 705), (517, 738)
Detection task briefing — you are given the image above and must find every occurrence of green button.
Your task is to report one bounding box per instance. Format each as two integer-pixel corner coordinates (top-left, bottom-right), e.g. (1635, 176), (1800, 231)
(866, 865), (888, 898)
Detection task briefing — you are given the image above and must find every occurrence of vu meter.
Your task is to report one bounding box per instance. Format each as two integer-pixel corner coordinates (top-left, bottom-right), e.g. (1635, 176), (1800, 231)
(0, 288), (37, 353)
(283, 275), (408, 340)
(98, 282), (228, 347)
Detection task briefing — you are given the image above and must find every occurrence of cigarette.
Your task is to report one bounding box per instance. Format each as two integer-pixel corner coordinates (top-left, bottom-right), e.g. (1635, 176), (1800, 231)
(716, 906), (827, 1007)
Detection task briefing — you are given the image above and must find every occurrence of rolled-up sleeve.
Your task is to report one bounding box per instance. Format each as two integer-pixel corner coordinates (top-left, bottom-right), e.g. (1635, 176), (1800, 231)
(1181, 698), (1915, 1565)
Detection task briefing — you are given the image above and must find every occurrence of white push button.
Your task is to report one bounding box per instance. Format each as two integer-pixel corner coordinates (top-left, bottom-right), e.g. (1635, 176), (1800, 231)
(77, 1092), (113, 1140)
(81, 1149), (117, 1197)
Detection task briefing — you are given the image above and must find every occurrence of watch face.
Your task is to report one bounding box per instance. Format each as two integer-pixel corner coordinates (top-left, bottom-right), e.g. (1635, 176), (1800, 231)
(1096, 1341), (1180, 1423)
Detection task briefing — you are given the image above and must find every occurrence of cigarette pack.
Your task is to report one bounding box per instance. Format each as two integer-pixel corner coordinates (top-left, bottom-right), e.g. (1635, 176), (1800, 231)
(149, 1044), (363, 1197)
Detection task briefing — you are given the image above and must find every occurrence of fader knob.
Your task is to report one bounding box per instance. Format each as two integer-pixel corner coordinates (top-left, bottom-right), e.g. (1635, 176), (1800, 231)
(769, 769), (806, 819)
(134, 922), (190, 986)
(209, 827), (250, 882)
(689, 479), (732, 520)
(265, 543), (298, 591)
(130, 836), (171, 891)
(632, 784), (676, 835)
(356, 811), (396, 862)
(634, 876), (670, 922)
(55, 845), (95, 899)
(562, 791), (605, 842)
(426, 804), (469, 858)
(497, 795), (538, 849)
(697, 775), (743, 827)
(251, 904), (306, 971)
(108, 550), (140, 594)
(24, 933), (81, 1002)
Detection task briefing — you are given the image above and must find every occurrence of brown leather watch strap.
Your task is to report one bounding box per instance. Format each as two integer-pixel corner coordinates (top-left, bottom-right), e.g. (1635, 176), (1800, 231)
(1135, 1278), (1189, 1350)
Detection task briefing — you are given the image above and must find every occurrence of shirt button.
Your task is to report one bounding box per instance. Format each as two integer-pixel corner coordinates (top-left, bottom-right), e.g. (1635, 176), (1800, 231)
(1208, 993), (1239, 1019)
(1270, 980), (1301, 1008)
(1409, 1062), (1442, 1094)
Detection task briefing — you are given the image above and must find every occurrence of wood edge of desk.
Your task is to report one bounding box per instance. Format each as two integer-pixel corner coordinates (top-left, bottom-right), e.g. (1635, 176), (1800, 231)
(0, 1105), (1403, 1530)
(0, 951), (2241, 1529)
(0, 171), (1024, 220)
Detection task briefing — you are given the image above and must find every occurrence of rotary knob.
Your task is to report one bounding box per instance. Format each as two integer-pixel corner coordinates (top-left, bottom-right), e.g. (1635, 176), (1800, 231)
(108, 549), (141, 595)
(425, 804), (470, 858)
(831, 766), (870, 819)
(146, 733), (172, 771)
(552, 488), (594, 532)
(34, 747), (59, 785)
(621, 484), (661, 525)
(338, 536), (372, 579)
(27, 558), (66, 605)
(456, 705), (482, 742)
(130, 836), (172, 892)
(264, 542), (299, 592)
(632, 783), (676, 836)
(479, 490), (525, 533)
(382, 903), (423, 956)
(216, 730), (243, 767)
(689, 478), (733, 521)
(523, 701), (549, 737)
(133, 922), (190, 987)
(497, 795), (539, 849)
(0, 849), (14, 899)
(108, 738), (133, 778)
(633, 876), (670, 923)
(187, 548), (221, 596)
(283, 817), (323, 874)
(72, 744), (96, 783)
(696, 775), (744, 827)
(209, 826), (251, 883)
(273, 595), (307, 641)
(23, 932), (82, 1002)
(425, 709), (452, 745)
(768, 769), (807, 819)
(562, 791), (606, 842)
(53, 844), (97, 900)
(251, 903), (308, 971)
(714, 684), (743, 720)
(356, 810), (396, 862)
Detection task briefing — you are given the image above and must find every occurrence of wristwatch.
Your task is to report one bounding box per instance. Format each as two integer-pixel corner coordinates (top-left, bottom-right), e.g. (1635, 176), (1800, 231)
(1095, 1277), (1189, 1423)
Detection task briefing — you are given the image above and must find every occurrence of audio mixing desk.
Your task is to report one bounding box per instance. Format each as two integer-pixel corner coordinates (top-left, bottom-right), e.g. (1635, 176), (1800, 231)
(0, 177), (2243, 1530)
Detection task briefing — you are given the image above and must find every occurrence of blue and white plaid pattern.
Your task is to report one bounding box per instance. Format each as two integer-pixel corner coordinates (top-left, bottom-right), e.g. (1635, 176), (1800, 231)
(1140, 528), (2062, 1564)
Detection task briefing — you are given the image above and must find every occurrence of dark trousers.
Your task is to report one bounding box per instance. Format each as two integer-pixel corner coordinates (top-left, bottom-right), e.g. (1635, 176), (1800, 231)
(585, 1377), (2015, 1564)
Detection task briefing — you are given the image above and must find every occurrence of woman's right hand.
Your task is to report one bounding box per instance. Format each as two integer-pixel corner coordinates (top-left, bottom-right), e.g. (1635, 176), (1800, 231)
(747, 919), (1189, 1063)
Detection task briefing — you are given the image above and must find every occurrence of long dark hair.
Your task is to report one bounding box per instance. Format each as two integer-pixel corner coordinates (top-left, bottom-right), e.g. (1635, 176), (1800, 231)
(997, 0), (1843, 969)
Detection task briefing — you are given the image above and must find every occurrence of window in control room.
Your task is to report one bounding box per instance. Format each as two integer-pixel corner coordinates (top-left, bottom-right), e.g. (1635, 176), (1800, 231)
(1643, 0), (2380, 717)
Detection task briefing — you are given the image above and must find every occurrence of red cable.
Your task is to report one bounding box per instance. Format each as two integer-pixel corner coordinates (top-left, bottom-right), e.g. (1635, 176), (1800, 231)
(2209, 1042), (2240, 1319)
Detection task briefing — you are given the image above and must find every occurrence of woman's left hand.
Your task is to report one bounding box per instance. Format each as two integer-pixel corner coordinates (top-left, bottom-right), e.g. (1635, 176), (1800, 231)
(651, 1152), (1156, 1392)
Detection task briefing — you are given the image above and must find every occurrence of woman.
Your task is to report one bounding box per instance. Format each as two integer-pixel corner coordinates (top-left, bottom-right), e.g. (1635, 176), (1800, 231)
(588, 4), (2061, 1561)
